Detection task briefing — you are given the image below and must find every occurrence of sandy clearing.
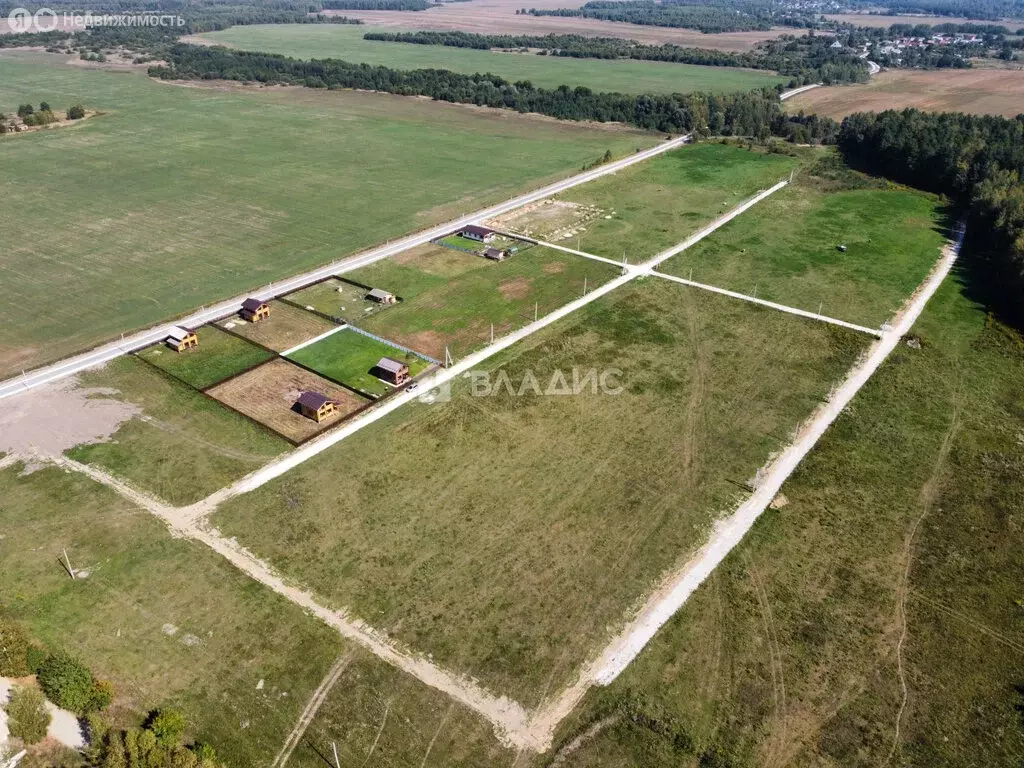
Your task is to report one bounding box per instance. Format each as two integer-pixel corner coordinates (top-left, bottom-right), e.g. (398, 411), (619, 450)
(823, 12), (1024, 30)
(786, 68), (1024, 119)
(0, 677), (85, 750)
(0, 376), (139, 456)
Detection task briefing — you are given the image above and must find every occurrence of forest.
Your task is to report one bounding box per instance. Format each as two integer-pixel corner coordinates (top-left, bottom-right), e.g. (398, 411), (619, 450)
(148, 44), (840, 141)
(362, 31), (870, 85)
(838, 110), (1024, 321)
(321, 0), (433, 9)
(522, 0), (814, 33)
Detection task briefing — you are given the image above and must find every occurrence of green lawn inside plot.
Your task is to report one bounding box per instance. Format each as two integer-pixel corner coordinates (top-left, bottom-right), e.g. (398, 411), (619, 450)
(66, 357), (289, 505)
(0, 462), (343, 766)
(282, 278), (390, 323)
(287, 328), (431, 398)
(196, 25), (787, 96)
(136, 325), (273, 389)
(545, 267), (1024, 767)
(535, 143), (806, 261)
(346, 243), (621, 359)
(213, 278), (867, 705)
(659, 166), (951, 328)
(0, 51), (657, 379)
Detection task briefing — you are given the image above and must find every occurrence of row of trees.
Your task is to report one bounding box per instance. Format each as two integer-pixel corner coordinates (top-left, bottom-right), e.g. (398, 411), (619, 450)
(321, 0), (432, 8)
(362, 30), (870, 85)
(85, 709), (225, 768)
(838, 109), (1024, 318)
(522, 1), (780, 33)
(149, 44), (839, 141)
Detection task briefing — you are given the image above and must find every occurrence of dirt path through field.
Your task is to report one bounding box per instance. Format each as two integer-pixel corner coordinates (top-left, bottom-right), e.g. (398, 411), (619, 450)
(273, 651), (355, 768)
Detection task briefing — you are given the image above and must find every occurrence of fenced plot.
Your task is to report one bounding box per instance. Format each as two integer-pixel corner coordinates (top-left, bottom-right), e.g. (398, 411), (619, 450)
(207, 359), (370, 443)
(287, 329), (432, 399)
(218, 301), (338, 353)
(283, 278), (393, 325)
(136, 325), (273, 390)
(345, 243), (621, 360)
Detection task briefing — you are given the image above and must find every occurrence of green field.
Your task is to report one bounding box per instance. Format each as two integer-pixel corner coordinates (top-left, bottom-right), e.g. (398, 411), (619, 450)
(66, 357), (289, 505)
(544, 266), (1024, 765)
(136, 325), (272, 389)
(345, 243), (620, 359)
(196, 25), (787, 96)
(213, 278), (865, 704)
(660, 159), (951, 327)
(0, 462), (343, 765)
(0, 51), (656, 379)
(536, 143), (805, 261)
(282, 278), (388, 323)
(287, 328), (431, 397)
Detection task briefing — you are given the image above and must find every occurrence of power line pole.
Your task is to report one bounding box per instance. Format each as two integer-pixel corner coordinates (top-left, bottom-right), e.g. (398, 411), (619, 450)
(63, 548), (75, 580)
(332, 742), (341, 768)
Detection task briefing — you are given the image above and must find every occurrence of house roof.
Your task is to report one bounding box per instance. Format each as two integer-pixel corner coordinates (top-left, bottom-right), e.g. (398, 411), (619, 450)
(167, 326), (194, 342)
(377, 357), (408, 374)
(368, 288), (394, 300)
(241, 298), (267, 312)
(484, 247), (504, 258)
(297, 391), (334, 410)
(463, 225), (494, 238)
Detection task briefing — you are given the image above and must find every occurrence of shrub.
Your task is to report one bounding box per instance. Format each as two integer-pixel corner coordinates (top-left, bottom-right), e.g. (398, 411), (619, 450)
(0, 617), (30, 676)
(147, 708), (186, 748)
(17, 103), (33, 118)
(66, 104), (86, 120)
(39, 101), (50, 112)
(37, 651), (98, 714)
(5, 685), (51, 745)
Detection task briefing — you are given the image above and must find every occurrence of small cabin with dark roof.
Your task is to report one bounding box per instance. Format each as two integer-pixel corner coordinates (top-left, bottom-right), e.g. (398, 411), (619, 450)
(375, 357), (410, 386)
(461, 225), (496, 243)
(367, 288), (397, 305)
(241, 298), (271, 323)
(296, 391), (338, 423)
(483, 246), (509, 261)
(166, 326), (198, 352)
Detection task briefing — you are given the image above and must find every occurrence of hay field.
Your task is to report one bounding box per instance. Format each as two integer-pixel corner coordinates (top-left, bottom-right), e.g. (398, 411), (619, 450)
(787, 67), (1024, 119)
(0, 51), (656, 379)
(0, 462), (344, 766)
(660, 161), (951, 328)
(136, 325), (273, 389)
(213, 278), (866, 704)
(217, 301), (337, 353)
(196, 25), (787, 95)
(207, 359), (370, 442)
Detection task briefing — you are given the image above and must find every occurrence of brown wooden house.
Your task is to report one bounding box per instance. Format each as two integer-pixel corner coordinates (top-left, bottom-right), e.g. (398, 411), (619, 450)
(166, 326), (198, 352)
(375, 357), (410, 386)
(296, 391), (338, 423)
(241, 298), (271, 323)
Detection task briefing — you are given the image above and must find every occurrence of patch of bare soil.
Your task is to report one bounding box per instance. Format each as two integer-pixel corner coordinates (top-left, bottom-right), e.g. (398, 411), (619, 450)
(542, 261), (566, 274)
(499, 276), (533, 300)
(487, 198), (605, 241)
(0, 375), (140, 455)
(787, 68), (1024, 120)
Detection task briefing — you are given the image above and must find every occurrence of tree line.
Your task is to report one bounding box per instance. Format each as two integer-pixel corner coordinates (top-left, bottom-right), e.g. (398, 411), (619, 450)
(838, 109), (1024, 319)
(149, 44), (839, 141)
(362, 30), (870, 85)
(321, 0), (433, 8)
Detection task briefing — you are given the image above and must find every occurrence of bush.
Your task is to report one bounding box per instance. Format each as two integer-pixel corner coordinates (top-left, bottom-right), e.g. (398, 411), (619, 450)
(37, 651), (99, 714)
(66, 104), (86, 120)
(147, 708), (186, 747)
(17, 103), (33, 118)
(0, 617), (30, 676)
(5, 685), (51, 745)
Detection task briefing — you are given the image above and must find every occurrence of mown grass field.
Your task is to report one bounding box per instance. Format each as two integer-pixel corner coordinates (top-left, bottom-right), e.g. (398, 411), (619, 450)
(212, 278), (865, 705)
(282, 278), (388, 323)
(136, 325), (273, 389)
(661, 159), (951, 327)
(66, 357), (289, 505)
(543, 261), (1024, 766)
(344, 243), (620, 359)
(196, 25), (787, 96)
(0, 51), (656, 379)
(0, 463), (344, 766)
(288, 328), (431, 398)
(543, 143), (806, 261)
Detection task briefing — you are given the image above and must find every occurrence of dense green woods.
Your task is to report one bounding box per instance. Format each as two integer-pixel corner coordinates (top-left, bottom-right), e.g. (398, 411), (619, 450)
(523, 0), (815, 33)
(150, 44), (840, 140)
(839, 110), (1024, 321)
(364, 30), (870, 85)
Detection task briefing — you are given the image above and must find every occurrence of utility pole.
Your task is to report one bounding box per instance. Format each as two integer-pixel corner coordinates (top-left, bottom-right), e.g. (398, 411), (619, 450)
(490, 323), (494, 344)
(817, 301), (823, 318)
(332, 742), (341, 768)
(583, 276), (588, 296)
(534, 302), (538, 322)
(752, 283), (758, 300)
